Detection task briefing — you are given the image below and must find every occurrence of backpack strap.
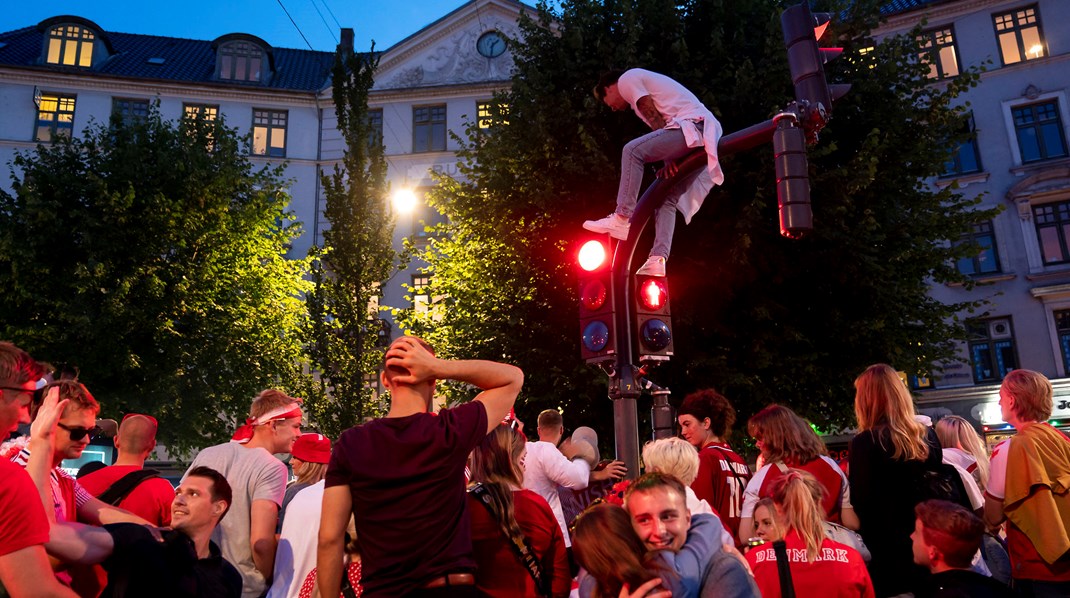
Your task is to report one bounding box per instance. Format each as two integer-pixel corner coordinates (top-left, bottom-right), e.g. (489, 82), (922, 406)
(773, 539), (797, 598)
(98, 469), (161, 506)
(469, 483), (550, 597)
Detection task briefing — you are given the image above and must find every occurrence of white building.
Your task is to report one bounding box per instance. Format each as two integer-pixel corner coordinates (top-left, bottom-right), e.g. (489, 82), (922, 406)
(874, 0), (1070, 443)
(0, 0), (530, 345)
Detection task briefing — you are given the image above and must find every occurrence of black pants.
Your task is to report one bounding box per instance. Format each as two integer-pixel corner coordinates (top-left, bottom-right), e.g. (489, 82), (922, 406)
(406, 586), (478, 598)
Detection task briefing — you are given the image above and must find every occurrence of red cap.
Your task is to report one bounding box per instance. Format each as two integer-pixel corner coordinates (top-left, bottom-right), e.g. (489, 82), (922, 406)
(292, 433), (331, 464)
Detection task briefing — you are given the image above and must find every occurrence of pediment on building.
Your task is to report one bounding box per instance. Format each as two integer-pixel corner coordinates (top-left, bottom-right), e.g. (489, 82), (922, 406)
(1007, 163), (1070, 219)
(374, 0), (531, 90)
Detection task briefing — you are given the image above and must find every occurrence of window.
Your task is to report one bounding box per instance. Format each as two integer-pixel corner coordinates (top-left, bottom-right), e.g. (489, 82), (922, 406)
(1012, 100), (1067, 164)
(367, 108), (383, 148)
(477, 101), (510, 129)
(183, 104), (219, 122)
(112, 98), (149, 126)
(993, 5), (1046, 65)
(967, 319), (1019, 383)
(412, 275), (431, 313)
(942, 114), (981, 176)
(1056, 310), (1070, 374)
(252, 109), (287, 157)
(918, 27), (959, 79)
(34, 94), (76, 142)
(413, 105), (446, 152)
(219, 41), (263, 82)
(46, 24), (94, 67)
(1033, 200), (1070, 264)
(956, 221), (1001, 276)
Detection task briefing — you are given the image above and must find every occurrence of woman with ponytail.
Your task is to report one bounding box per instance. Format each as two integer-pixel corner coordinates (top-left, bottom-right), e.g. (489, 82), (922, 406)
(468, 424), (571, 597)
(745, 470), (873, 597)
(849, 364), (943, 596)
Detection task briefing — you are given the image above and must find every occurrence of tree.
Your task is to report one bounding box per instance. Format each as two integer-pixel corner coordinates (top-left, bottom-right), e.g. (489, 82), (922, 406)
(0, 108), (311, 455)
(302, 45), (395, 439)
(395, 0), (996, 444)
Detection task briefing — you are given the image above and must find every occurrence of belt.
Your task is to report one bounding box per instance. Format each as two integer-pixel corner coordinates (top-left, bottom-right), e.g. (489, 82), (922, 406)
(421, 572), (475, 588)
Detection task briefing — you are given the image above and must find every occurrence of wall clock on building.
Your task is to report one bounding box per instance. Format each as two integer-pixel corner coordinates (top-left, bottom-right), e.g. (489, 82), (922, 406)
(477, 31), (506, 58)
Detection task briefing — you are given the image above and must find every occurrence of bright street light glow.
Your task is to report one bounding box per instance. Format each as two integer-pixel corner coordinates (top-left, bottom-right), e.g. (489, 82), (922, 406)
(578, 240), (607, 271)
(392, 188), (418, 214)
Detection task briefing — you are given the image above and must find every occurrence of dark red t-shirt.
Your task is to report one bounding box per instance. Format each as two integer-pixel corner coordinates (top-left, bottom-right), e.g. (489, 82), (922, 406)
(0, 459), (50, 557)
(691, 442), (751, 546)
(468, 488), (570, 598)
(79, 465), (174, 526)
(325, 401), (488, 596)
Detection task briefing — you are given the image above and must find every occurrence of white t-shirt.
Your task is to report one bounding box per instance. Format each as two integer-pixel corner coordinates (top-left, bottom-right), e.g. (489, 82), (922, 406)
(616, 68), (708, 126)
(267, 480), (325, 598)
(522, 440), (590, 546)
(987, 438), (1011, 500)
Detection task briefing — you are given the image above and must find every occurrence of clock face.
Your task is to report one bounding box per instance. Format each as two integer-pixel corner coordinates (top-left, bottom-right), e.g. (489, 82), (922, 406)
(477, 31), (506, 58)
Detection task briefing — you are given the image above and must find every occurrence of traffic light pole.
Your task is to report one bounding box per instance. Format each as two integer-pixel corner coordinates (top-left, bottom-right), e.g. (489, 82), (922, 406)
(607, 120), (781, 478)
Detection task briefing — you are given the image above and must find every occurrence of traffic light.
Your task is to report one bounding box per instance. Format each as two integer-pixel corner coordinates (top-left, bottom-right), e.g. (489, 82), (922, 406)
(634, 275), (673, 361)
(774, 112), (811, 239)
(577, 239), (617, 363)
(781, 3), (850, 139)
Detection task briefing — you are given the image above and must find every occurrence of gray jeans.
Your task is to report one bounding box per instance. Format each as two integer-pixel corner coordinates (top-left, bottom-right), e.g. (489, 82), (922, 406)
(615, 125), (703, 259)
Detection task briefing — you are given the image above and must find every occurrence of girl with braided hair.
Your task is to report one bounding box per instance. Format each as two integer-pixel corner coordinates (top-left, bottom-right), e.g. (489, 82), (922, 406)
(467, 424), (571, 597)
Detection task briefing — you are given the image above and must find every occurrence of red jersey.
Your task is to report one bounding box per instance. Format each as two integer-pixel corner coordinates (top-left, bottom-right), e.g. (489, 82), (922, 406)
(0, 459), (50, 557)
(691, 442), (751, 546)
(747, 530), (874, 598)
(79, 465), (174, 526)
(743, 456), (850, 524)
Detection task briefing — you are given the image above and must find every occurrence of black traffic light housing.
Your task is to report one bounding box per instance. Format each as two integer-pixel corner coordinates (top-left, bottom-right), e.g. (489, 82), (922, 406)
(634, 275), (673, 362)
(781, 3), (850, 142)
(577, 239), (618, 363)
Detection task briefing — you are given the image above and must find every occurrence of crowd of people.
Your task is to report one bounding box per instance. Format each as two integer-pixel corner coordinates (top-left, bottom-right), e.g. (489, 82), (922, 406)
(2, 336), (1070, 598)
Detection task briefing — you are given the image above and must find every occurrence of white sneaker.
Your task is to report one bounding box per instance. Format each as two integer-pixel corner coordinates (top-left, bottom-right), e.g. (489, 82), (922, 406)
(583, 213), (630, 240)
(636, 256), (666, 277)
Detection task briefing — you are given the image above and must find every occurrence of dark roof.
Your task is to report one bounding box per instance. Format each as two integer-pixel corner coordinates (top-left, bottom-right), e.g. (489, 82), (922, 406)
(0, 17), (337, 93)
(879, 0), (958, 17)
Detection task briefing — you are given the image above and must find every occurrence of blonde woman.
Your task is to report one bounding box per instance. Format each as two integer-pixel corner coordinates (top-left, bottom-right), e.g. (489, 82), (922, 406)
(849, 364), (943, 597)
(738, 404), (859, 542)
(745, 470), (873, 597)
(278, 433), (331, 532)
(935, 415), (990, 491)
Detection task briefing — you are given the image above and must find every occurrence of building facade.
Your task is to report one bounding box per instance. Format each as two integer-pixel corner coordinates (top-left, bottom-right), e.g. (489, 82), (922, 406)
(874, 0), (1070, 444)
(0, 0), (528, 354)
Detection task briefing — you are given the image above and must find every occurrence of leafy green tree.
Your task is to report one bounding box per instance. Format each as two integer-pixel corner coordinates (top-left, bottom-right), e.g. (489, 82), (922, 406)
(302, 46), (395, 439)
(396, 0), (997, 445)
(0, 109), (311, 455)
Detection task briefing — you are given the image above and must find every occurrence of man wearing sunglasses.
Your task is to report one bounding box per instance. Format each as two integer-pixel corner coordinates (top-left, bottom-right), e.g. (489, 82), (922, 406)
(0, 341), (78, 597)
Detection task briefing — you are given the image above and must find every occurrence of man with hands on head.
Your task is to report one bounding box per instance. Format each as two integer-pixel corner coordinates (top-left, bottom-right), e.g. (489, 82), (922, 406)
(0, 341), (77, 598)
(318, 336), (523, 597)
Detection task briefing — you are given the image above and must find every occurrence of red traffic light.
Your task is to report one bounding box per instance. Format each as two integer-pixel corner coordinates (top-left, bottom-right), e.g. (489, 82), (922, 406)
(638, 278), (668, 311)
(578, 240), (608, 272)
(580, 279), (607, 311)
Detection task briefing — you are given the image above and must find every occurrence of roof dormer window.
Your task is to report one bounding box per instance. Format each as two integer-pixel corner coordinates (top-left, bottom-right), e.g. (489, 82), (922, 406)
(46, 24), (94, 67)
(219, 41), (262, 82)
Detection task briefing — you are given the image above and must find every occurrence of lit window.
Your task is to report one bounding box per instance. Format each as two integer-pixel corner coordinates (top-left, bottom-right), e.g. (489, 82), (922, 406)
(112, 98), (149, 125)
(219, 41), (263, 82)
(46, 25), (94, 67)
(34, 94), (76, 142)
(1033, 201), (1070, 265)
(942, 113), (981, 176)
(367, 108), (383, 148)
(252, 109), (287, 157)
(967, 319), (1018, 383)
(1012, 100), (1067, 164)
(993, 5), (1046, 65)
(412, 275), (431, 313)
(183, 104), (219, 122)
(918, 27), (959, 79)
(955, 221), (1000, 276)
(413, 105), (446, 153)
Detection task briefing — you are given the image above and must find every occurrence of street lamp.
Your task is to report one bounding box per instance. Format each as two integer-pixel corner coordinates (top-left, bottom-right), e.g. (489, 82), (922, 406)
(392, 188), (418, 214)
